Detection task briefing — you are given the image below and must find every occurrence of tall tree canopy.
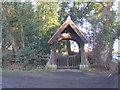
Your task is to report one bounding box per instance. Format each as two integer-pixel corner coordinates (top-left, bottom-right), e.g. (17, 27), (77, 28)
(58, 2), (119, 67)
(2, 2), (119, 67)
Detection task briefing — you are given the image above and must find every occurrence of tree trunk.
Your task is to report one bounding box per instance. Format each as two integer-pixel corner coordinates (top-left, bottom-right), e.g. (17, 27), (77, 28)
(66, 40), (71, 55)
(98, 2), (114, 69)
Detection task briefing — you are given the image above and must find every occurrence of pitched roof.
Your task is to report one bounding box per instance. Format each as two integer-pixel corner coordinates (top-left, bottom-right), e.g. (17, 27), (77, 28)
(48, 16), (88, 44)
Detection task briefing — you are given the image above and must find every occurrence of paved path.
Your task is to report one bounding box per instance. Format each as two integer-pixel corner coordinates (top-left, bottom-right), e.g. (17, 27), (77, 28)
(2, 69), (119, 88)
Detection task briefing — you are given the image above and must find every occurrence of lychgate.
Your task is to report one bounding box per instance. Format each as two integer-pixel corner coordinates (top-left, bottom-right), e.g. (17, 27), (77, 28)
(47, 16), (89, 69)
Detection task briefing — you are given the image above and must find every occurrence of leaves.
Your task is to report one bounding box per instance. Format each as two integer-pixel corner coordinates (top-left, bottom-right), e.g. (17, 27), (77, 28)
(2, 2), (119, 68)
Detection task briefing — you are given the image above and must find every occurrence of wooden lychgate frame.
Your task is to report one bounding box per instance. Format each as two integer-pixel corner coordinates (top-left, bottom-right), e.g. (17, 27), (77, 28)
(47, 16), (89, 69)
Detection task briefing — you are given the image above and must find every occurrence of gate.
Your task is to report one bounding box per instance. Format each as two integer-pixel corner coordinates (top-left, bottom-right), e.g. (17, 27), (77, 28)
(56, 54), (80, 69)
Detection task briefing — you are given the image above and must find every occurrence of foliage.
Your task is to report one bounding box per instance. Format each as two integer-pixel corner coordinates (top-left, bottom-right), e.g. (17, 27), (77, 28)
(2, 2), (60, 68)
(2, 2), (119, 70)
(58, 2), (119, 69)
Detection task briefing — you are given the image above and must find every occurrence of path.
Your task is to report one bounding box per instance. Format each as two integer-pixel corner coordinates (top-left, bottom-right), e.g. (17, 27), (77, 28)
(2, 69), (119, 88)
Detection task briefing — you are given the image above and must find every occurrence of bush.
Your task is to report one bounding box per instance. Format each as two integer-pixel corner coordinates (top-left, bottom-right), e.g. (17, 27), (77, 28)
(2, 46), (49, 70)
(86, 51), (96, 64)
(44, 65), (57, 70)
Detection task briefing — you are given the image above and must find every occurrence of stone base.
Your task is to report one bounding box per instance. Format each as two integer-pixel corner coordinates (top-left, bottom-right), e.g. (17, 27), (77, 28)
(45, 65), (57, 70)
(79, 65), (89, 70)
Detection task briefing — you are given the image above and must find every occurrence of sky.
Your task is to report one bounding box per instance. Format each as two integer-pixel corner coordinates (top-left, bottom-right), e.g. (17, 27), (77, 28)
(113, 39), (119, 52)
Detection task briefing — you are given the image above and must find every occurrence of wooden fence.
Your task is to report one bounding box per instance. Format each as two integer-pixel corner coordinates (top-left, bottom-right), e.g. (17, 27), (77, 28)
(3, 53), (81, 70)
(56, 54), (80, 69)
(2, 54), (50, 70)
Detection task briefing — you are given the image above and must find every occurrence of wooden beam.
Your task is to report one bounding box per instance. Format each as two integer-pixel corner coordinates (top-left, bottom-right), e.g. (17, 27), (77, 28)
(48, 16), (88, 44)
(57, 33), (72, 41)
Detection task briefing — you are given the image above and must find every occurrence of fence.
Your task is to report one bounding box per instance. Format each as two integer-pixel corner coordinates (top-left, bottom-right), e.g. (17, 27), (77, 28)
(2, 54), (50, 70)
(3, 53), (81, 70)
(56, 54), (80, 69)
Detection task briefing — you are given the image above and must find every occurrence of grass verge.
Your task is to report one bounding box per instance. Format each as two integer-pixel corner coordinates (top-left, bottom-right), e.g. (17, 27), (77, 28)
(1, 68), (50, 73)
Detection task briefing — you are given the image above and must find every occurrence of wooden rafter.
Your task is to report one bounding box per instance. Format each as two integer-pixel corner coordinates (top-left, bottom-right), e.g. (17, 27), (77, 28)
(48, 16), (88, 44)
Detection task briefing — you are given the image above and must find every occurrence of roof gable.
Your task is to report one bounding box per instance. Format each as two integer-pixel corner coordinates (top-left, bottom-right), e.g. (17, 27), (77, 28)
(48, 16), (88, 44)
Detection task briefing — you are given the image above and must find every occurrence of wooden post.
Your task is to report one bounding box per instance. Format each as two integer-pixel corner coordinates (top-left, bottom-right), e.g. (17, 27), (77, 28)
(67, 58), (69, 67)
(51, 42), (57, 65)
(80, 42), (85, 65)
(80, 42), (89, 65)
(79, 41), (89, 70)
(46, 42), (57, 66)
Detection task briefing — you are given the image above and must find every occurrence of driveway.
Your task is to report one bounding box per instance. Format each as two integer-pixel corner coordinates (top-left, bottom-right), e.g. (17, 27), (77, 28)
(2, 69), (119, 88)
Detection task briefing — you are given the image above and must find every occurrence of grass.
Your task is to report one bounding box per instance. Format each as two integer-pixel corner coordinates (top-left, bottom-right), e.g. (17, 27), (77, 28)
(1, 65), (57, 73)
(1, 68), (50, 73)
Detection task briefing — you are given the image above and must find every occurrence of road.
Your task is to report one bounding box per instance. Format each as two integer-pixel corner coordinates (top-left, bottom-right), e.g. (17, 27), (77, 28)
(2, 69), (119, 88)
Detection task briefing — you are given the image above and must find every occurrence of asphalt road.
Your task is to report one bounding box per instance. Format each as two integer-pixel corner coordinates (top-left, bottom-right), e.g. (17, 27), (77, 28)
(2, 69), (119, 88)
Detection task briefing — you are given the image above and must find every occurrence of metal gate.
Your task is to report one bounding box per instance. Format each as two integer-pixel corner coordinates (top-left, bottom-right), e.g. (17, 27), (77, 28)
(56, 54), (81, 69)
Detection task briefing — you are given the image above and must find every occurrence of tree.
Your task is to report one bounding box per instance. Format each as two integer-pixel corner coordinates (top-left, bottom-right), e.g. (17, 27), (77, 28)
(2, 2), (119, 69)
(2, 2), (34, 52)
(2, 2), (60, 67)
(58, 2), (119, 69)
